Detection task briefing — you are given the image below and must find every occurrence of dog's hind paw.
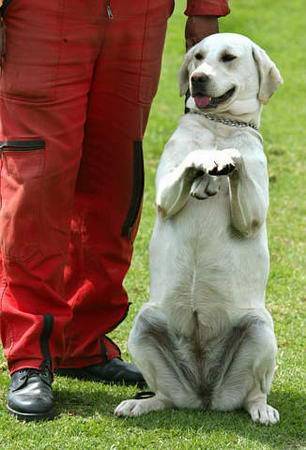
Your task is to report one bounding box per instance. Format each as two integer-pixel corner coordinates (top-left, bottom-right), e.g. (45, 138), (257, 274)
(114, 396), (167, 417)
(249, 403), (280, 425)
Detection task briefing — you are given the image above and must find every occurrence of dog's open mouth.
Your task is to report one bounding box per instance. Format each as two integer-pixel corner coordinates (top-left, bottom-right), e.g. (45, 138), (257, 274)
(192, 87), (236, 109)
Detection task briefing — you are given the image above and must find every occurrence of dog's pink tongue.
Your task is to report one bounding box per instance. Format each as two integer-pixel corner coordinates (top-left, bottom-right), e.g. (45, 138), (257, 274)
(194, 95), (211, 108)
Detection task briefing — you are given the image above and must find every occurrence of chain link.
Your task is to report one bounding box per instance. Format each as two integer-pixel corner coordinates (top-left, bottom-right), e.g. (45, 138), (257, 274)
(189, 110), (259, 131)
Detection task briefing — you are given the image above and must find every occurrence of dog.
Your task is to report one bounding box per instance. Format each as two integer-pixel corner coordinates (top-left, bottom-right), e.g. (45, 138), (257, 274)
(115, 33), (283, 425)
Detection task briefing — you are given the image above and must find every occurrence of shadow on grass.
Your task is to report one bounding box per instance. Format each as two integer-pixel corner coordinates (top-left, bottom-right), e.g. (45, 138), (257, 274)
(55, 384), (304, 448)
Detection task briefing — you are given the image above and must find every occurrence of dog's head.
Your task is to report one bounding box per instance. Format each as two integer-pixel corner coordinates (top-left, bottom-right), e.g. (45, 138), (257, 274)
(179, 33), (283, 116)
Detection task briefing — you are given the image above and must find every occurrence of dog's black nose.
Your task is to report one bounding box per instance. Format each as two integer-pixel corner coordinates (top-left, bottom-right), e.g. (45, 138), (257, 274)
(191, 73), (209, 88)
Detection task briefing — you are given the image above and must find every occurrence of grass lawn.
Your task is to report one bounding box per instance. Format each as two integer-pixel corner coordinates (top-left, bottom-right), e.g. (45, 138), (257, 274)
(0, 0), (305, 448)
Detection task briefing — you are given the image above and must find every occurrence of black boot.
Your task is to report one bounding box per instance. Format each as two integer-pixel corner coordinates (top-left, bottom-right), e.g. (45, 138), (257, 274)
(7, 368), (54, 421)
(56, 358), (146, 387)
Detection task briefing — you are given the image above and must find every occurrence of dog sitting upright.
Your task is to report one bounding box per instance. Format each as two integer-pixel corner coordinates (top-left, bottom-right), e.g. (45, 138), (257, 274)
(115, 33), (283, 425)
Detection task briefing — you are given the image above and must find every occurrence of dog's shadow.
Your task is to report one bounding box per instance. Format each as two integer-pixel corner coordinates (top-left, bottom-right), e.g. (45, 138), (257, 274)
(55, 384), (303, 448)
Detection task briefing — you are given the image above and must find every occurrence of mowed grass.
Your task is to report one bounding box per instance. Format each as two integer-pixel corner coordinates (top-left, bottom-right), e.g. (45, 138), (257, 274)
(0, 0), (305, 448)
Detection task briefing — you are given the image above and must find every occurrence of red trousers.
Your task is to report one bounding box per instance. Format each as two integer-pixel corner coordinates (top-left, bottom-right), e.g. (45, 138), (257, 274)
(0, 0), (174, 373)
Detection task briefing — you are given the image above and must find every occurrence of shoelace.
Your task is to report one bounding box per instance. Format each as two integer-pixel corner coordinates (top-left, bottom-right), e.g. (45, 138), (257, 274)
(19, 369), (41, 380)
(19, 368), (53, 384)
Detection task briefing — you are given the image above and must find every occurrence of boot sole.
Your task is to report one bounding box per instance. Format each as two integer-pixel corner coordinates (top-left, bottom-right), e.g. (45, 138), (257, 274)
(7, 405), (55, 422)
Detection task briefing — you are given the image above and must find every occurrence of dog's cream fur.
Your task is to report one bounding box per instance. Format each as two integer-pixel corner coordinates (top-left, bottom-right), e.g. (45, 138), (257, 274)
(115, 34), (283, 424)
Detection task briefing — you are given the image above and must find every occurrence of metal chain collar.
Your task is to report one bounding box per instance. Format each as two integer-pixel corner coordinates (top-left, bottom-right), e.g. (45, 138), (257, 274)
(189, 109), (259, 131)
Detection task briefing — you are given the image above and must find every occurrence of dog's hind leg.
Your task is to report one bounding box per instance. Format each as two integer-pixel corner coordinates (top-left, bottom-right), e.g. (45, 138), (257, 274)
(115, 303), (201, 417)
(211, 315), (279, 425)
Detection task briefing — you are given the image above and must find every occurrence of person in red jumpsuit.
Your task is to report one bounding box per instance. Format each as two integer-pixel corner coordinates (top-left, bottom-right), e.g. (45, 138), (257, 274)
(0, 0), (229, 420)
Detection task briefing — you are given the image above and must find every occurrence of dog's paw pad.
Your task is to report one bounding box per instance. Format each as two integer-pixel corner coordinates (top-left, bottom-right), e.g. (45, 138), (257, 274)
(250, 403), (280, 425)
(208, 163), (236, 176)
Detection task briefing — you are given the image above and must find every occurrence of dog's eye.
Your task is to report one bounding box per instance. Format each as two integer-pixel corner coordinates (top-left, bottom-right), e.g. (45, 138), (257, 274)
(195, 53), (204, 61)
(221, 54), (237, 63)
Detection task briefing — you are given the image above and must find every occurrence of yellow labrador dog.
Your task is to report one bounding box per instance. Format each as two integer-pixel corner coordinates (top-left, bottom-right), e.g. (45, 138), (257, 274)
(115, 34), (282, 425)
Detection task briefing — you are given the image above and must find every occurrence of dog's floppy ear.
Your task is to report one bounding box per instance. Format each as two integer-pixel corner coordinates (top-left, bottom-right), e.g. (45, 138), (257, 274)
(178, 48), (194, 96)
(252, 44), (283, 104)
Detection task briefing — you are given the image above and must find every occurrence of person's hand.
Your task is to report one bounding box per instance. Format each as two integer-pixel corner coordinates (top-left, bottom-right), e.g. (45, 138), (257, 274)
(185, 16), (219, 50)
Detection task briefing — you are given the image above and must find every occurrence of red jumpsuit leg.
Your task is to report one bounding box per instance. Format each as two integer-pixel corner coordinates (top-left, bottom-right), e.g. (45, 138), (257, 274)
(61, 0), (174, 367)
(0, 1), (104, 373)
(185, 0), (229, 16)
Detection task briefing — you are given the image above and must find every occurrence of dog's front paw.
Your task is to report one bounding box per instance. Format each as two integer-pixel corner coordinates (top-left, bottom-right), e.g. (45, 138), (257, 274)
(190, 175), (220, 199)
(184, 149), (241, 178)
(249, 403), (280, 425)
(221, 148), (242, 168)
(208, 149), (241, 176)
